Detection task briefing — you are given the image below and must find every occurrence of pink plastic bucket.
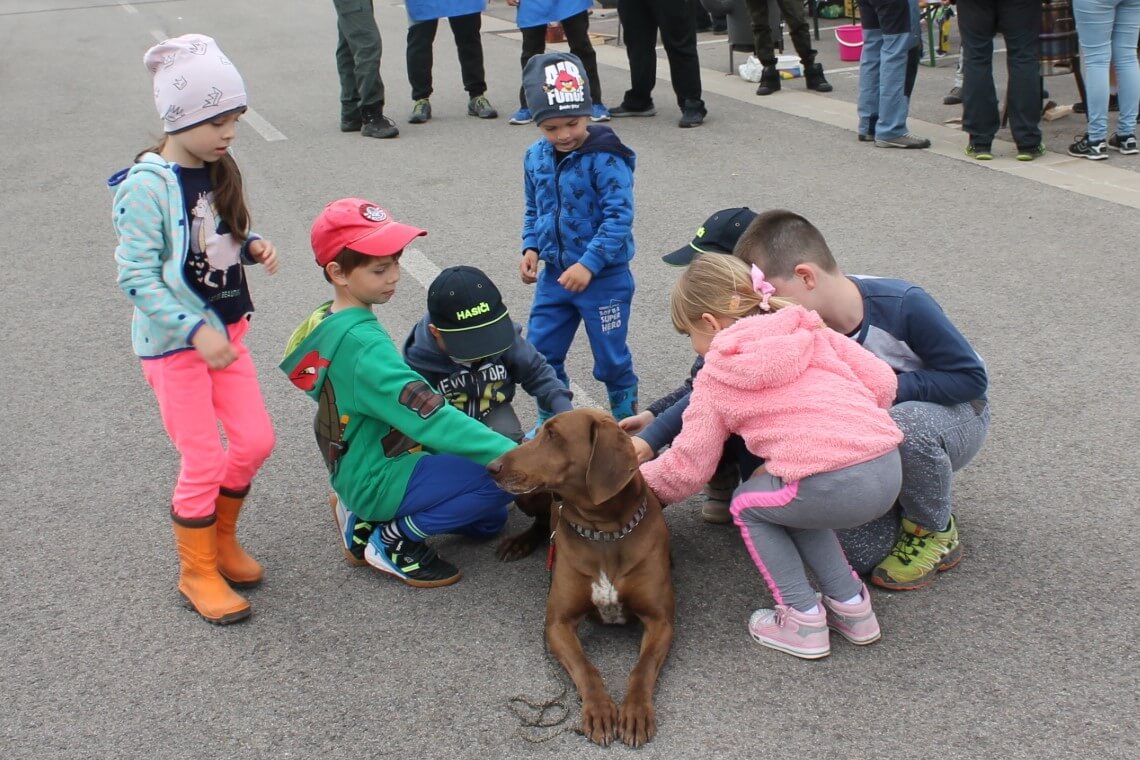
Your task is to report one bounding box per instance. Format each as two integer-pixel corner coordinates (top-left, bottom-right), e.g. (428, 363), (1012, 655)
(835, 25), (863, 62)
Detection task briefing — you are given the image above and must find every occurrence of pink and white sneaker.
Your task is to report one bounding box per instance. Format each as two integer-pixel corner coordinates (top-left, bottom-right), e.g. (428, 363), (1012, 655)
(820, 583), (881, 645)
(748, 605), (830, 659)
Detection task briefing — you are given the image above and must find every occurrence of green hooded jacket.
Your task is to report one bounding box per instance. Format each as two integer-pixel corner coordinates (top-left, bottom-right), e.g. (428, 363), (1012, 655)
(280, 302), (516, 522)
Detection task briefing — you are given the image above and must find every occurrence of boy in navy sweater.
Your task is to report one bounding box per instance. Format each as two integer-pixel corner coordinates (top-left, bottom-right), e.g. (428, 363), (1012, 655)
(518, 52), (638, 425)
(734, 210), (990, 591)
(404, 266), (573, 442)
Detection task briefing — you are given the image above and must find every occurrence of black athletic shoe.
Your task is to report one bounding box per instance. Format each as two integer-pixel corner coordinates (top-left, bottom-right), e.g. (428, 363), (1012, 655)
(678, 108), (705, 128)
(365, 534), (461, 588)
(1068, 133), (1108, 160)
(361, 107), (399, 139)
(610, 104), (657, 118)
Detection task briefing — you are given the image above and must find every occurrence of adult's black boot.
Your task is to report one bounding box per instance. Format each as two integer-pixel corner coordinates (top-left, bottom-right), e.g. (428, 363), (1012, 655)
(755, 65), (781, 96)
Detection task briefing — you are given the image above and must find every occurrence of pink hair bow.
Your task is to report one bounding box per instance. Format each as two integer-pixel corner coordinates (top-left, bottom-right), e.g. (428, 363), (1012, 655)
(751, 265), (775, 312)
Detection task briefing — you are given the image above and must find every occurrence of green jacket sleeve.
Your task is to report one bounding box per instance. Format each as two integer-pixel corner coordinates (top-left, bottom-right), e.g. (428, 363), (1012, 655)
(352, 334), (516, 465)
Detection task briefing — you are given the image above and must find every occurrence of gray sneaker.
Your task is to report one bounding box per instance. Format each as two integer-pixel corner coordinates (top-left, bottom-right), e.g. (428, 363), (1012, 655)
(467, 94), (498, 119)
(408, 98), (431, 124)
(875, 133), (931, 149)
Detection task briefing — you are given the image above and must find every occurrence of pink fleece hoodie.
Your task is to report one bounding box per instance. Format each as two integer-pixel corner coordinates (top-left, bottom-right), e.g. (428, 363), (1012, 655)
(641, 306), (903, 505)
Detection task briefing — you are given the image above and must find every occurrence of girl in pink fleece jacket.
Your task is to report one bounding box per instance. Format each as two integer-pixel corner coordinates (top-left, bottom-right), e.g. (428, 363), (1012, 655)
(640, 255), (903, 660)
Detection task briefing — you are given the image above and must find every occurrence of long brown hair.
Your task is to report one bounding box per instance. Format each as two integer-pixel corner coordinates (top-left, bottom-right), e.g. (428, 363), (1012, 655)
(136, 135), (251, 239)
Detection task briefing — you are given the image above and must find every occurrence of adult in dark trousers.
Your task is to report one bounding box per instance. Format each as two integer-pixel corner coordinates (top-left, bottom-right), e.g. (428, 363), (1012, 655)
(856, 0), (930, 148)
(405, 0), (499, 124)
(613, 0), (708, 127)
(333, 0), (399, 138)
(957, 0), (1043, 161)
(748, 0), (834, 95)
(506, 0), (610, 124)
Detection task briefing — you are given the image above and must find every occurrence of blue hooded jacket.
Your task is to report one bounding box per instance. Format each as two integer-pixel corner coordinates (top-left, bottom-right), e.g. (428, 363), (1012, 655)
(521, 125), (635, 276)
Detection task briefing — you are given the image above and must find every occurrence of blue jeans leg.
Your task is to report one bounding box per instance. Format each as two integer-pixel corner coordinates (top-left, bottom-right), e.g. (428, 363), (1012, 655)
(1075, 0), (1140, 141)
(876, 31), (913, 138)
(1113, 0), (1140, 137)
(857, 28), (884, 134)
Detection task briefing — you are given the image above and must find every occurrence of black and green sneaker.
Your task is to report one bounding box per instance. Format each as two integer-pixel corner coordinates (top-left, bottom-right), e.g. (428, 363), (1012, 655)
(331, 494), (372, 566)
(365, 534), (461, 588)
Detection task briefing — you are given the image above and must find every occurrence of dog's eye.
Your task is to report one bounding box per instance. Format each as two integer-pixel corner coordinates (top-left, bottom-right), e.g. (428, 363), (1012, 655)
(544, 426), (558, 441)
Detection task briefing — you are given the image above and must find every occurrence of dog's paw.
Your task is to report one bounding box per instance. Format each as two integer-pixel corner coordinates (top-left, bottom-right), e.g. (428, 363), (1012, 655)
(495, 528), (543, 562)
(579, 696), (618, 747)
(618, 698), (656, 747)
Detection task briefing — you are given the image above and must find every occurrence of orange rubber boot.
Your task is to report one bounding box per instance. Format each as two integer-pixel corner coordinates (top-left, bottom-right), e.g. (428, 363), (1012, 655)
(172, 517), (251, 625)
(214, 486), (263, 586)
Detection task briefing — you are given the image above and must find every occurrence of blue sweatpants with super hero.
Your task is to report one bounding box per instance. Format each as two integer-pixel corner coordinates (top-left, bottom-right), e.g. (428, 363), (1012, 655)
(526, 265), (638, 416)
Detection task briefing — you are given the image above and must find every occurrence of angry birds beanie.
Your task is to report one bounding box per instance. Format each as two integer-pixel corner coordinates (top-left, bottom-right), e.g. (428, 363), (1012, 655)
(523, 52), (592, 125)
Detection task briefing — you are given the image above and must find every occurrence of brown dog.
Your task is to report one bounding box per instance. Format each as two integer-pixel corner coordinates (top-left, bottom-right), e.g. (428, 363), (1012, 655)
(487, 409), (674, 748)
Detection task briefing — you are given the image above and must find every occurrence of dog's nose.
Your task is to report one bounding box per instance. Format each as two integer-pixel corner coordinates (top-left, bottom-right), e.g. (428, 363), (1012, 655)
(486, 459), (502, 475)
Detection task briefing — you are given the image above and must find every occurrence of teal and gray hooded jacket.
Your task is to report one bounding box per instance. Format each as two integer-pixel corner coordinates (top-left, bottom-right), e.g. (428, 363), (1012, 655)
(108, 153), (260, 357)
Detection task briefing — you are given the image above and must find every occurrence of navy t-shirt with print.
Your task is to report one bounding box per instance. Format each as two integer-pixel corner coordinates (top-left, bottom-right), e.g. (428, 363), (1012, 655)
(179, 166), (254, 324)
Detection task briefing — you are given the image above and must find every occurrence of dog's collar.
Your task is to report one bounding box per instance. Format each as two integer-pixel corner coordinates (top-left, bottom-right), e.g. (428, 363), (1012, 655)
(565, 497), (647, 543)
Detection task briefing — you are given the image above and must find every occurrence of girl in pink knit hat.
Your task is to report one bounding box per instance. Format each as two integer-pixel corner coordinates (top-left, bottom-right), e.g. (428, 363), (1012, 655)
(640, 255), (903, 660)
(108, 34), (278, 625)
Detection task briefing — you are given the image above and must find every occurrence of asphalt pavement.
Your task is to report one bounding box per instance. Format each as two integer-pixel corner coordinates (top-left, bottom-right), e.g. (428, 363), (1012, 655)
(2, 1), (1138, 758)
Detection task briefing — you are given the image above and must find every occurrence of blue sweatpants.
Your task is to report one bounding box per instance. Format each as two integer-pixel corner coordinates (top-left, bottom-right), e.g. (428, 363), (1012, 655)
(526, 266), (638, 395)
(391, 454), (513, 540)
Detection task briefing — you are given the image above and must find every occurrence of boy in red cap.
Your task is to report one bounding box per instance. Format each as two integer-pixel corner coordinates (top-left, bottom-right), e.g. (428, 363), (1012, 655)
(280, 198), (517, 587)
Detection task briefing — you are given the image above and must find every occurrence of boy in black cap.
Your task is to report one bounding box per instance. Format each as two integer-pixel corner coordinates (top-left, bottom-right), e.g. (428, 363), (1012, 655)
(405, 265), (573, 442)
(619, 207), (759, 524)
(519, 52), (639, 429)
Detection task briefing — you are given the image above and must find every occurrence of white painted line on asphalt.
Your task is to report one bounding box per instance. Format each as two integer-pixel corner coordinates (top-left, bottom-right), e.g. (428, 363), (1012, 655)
(241, 108), (288, 142)
(402, 247), (600, 409)
(117, 1), (138, 15)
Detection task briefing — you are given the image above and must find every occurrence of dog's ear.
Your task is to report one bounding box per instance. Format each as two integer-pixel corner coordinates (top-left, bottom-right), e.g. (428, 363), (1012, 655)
(585, 416), (638, 505)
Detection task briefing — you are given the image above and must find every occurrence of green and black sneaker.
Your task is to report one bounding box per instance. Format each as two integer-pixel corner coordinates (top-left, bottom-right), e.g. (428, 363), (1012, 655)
(365, 534), (461, 588)
(331, 494), (372, 566)
(871, 516), (962, 591)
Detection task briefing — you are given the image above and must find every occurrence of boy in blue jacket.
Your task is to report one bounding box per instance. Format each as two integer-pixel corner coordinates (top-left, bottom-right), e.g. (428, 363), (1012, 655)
(404, 265), (573, 442)
(734, 210), (990, 591)
(517, 52), (638, 425)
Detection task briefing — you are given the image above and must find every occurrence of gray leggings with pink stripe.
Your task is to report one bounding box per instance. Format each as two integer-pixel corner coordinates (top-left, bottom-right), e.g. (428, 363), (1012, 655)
(730, 449), (902, 612)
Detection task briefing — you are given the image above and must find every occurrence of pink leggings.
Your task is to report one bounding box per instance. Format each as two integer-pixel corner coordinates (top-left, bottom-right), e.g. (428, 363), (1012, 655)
(142, 319), (275, 519)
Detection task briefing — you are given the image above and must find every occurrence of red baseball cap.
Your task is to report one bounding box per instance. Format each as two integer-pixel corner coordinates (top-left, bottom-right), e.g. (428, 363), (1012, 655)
(310, 198), (427, 267)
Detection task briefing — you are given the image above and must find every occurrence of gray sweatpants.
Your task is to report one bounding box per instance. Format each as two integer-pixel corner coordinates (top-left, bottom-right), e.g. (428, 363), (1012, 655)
(835, 399), (990, 571)
(891, 399), (990, 531)
(731, 450), (902, 612)
(482, 403), (524, 443)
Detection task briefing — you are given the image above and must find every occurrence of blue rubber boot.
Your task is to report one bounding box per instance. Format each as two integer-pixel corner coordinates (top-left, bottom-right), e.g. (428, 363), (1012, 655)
(524, 407), (556, 441)
(607, 384), (639, 421)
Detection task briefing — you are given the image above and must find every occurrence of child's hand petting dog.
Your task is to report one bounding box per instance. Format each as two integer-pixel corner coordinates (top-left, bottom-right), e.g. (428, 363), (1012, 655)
(619, 410), (654, 435)
(631, 436), (655, 464)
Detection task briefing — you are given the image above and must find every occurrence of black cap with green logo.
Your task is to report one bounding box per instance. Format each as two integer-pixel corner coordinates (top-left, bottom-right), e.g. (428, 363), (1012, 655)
(661, 207), (758, 266)
(427, 266), (515, 362)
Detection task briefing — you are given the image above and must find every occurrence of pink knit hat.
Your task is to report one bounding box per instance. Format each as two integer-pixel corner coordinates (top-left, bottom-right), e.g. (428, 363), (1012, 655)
(144, 34), (246, 133)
